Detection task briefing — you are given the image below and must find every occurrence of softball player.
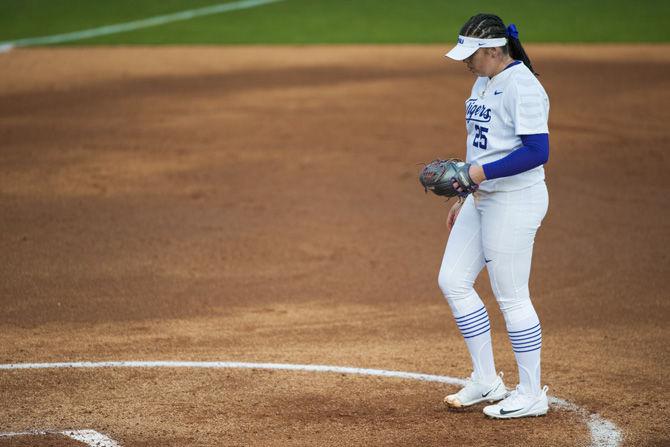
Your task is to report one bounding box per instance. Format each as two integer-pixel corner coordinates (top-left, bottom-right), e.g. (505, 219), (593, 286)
(439, 14), (550, 418)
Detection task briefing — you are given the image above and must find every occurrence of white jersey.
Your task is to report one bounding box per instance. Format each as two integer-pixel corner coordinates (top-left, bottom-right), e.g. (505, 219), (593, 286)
(464, 61), (549, 192)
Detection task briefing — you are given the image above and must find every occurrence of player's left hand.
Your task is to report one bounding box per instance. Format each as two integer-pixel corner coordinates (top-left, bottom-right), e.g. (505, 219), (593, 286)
(452, 164), (486, 194)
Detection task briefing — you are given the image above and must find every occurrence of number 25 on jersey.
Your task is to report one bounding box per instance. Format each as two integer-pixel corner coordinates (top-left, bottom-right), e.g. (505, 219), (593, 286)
(473, 125), (488, 150)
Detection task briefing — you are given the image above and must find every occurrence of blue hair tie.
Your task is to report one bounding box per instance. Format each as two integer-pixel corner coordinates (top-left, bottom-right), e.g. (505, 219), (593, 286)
(506, 23), (519, 40)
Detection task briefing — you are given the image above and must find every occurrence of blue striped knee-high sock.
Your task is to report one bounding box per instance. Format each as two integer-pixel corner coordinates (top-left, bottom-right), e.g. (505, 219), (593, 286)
(508, 321), (542, 395)
(454, 305), (497, 383)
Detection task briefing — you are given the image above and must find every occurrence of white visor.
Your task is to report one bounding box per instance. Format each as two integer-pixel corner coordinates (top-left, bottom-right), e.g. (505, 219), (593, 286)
(445, 35), (508, 60)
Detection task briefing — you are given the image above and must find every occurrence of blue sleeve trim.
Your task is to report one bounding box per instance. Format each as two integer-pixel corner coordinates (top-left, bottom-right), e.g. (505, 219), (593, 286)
(482, 134), (549, 180)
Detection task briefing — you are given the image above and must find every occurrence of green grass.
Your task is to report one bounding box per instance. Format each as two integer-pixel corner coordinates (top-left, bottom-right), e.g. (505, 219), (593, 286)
(1, 0), (669, 45)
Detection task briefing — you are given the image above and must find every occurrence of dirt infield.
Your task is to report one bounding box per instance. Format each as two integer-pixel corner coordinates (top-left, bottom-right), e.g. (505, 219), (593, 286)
(0, 45), (668, 446)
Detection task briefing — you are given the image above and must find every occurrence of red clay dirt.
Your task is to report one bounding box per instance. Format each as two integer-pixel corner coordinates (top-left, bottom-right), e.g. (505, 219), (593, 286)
(0, 433), (86, 446)
(0, 45), (668, 446)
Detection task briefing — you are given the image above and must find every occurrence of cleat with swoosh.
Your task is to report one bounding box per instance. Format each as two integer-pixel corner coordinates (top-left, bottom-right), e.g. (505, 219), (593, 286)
(484, 385), (549, 418)
(444, 371), (507, 408)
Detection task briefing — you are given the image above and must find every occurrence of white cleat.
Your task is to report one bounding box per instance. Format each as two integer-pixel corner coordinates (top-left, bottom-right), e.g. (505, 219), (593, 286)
(444, 372), (507, 408)
(483, 385), (549, 419)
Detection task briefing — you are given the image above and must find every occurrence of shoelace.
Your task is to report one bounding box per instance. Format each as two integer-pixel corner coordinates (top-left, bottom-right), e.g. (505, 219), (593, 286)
(500, 385), (525, 406)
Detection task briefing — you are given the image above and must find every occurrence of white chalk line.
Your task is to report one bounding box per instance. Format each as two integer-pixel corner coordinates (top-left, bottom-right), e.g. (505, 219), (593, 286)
(0, 429), (120, 447)
(0, 0), (285, 52)
(63, 429), (121, 446)
(0, 361), (621, 447)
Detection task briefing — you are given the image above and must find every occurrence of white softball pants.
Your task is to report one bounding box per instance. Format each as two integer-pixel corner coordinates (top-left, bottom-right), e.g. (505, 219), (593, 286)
(438, 181), (548, 394)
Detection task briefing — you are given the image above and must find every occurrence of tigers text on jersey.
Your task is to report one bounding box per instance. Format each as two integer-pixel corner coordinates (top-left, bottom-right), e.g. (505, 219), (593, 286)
(465, 61), (549, 192)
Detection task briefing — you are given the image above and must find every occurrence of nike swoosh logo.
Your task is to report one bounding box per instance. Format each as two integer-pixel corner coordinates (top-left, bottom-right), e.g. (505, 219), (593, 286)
(494, 90), (503, 95)
(500, 408), (524, 415)
(478, 43), (486, 46)
(481, 383), (499, 397)
(484, 258), (492, 263)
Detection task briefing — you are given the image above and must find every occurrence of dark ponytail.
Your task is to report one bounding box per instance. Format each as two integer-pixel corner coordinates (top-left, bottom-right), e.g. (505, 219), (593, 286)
(460, 13), (538, 76)
(505, 23), (537, 75)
